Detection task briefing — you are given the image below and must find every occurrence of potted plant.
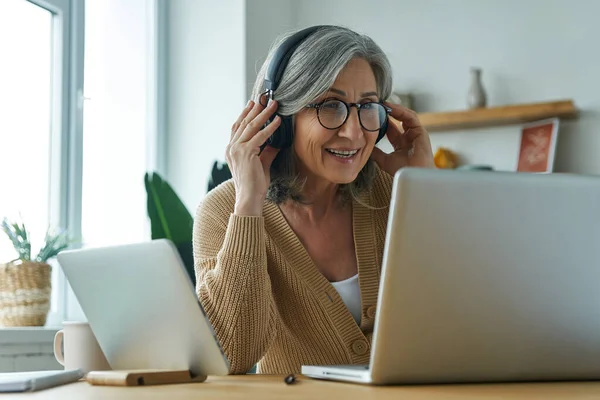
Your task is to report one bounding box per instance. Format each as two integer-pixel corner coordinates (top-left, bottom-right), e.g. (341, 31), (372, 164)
(144, 172), (196, 285)
(144, 161), (232, 287)
(0, 218), (71, 327)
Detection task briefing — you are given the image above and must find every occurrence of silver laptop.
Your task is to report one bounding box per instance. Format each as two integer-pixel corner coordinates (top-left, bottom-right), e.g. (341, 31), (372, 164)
(57, 239), (230, 377)
(302, 167), (600, 385)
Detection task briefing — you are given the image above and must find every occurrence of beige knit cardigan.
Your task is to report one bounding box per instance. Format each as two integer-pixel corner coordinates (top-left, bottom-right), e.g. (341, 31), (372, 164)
(192, 166), (393, 374)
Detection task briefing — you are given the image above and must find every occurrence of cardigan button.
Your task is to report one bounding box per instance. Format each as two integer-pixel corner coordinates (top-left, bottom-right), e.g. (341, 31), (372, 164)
(366, 305), (376, 319)
(352, 339), (368, 355)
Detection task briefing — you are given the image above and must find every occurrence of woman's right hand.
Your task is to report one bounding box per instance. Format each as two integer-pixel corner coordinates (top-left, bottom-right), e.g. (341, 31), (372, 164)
(226, 97), (282, 217)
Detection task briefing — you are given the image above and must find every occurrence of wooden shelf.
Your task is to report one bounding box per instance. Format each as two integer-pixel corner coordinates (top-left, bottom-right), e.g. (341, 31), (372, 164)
(418, 99), (578, 132)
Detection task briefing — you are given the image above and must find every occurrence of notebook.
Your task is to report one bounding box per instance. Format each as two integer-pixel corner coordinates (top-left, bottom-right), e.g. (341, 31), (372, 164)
(0, 369), (84, 392)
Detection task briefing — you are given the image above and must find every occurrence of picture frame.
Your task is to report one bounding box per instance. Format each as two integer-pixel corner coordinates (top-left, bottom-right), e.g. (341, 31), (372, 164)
(516, 118), (560, 173)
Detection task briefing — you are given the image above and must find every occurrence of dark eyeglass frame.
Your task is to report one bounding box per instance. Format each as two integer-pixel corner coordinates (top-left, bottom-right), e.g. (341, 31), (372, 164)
(305, 97), (392, 132)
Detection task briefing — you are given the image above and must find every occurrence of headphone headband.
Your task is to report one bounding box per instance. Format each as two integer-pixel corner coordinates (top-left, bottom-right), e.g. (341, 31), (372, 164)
(264, 26), (325, 92)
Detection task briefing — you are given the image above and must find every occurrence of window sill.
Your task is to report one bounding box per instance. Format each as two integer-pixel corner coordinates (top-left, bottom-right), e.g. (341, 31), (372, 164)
(0, 327), (59, 345)
(0, 327), (62, 372)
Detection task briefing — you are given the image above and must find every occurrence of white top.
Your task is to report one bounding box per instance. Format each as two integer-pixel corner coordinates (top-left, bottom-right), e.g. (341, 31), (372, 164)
(330, 274), (361, 325)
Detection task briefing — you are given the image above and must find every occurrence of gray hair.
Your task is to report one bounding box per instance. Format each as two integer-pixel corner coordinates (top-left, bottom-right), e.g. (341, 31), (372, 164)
(251, 25), (393, 205)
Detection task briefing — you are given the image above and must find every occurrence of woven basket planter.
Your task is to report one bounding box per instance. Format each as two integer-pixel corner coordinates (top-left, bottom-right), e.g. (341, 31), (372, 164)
(0, 261), (51, 327)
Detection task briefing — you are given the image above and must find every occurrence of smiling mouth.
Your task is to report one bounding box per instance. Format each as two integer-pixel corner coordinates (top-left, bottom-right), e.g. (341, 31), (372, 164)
(325, 148), (359, 158)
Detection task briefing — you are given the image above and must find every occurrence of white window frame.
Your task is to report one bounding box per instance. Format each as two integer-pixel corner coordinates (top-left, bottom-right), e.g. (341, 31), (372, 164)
(147, 0), (168, 176)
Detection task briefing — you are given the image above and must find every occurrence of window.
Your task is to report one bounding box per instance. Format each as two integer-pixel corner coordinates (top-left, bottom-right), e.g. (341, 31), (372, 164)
(0, 1), (52, 261)
(0, 0), (163, 326)
(66, 0), (164, 321)
(0, 0), (84, 327)
(81, 0), (156, 249)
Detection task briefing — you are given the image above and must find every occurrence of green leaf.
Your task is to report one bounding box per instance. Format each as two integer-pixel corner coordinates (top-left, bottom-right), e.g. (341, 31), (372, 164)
(144, 172), (195, 286)
(34, 226), (73, 263)
(144, 173), (168, 240)
(1, 217), (31, 261)
(144, 172), (193, 243)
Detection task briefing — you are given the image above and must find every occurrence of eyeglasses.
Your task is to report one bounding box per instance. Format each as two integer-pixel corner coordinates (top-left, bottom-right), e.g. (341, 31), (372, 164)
(305, 98), (392, 132)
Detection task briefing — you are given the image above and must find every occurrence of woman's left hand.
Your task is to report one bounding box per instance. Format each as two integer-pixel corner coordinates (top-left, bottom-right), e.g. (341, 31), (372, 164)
(370, 102), (435, 175)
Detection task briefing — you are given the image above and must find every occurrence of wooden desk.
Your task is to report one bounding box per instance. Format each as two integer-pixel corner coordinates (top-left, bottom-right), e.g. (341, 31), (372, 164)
(5, 374), (600, 399)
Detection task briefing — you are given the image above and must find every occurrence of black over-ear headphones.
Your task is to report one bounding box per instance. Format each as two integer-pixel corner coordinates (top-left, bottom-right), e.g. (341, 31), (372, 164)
(262, 25), (389, 150)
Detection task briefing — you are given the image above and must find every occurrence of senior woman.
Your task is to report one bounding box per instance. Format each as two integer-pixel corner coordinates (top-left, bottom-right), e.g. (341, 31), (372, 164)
(193, 25), (435, 375)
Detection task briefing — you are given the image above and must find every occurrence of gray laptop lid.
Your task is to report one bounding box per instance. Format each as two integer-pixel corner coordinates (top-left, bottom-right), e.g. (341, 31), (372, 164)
(370, 168), (600, 384)
(57, 239), (230, 376)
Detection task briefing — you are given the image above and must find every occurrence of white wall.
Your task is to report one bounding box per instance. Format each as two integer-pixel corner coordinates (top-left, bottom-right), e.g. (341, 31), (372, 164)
(166, 0), (246, 212)
(244, 1), (295, 100)
(291, 0), (600, 174)
(167, 0), (600, 211)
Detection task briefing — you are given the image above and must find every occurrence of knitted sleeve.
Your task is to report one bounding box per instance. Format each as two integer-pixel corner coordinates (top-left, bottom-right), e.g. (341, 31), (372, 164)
(192, 184), (276, 374)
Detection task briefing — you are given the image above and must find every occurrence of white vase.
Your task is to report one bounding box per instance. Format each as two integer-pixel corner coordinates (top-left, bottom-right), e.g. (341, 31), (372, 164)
(467, 67), (487, 109)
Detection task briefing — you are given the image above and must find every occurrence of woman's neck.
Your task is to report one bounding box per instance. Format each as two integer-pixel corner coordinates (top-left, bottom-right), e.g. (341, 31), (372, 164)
(282, 175), (345, 223)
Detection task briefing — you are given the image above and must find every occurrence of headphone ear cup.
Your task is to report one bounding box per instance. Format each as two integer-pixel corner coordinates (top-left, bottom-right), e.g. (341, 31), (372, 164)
(376, 118), (388, 144)
(266, 115), (294, 149)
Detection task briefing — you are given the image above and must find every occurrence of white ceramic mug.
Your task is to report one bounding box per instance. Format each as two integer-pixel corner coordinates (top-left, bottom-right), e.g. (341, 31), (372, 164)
(53, 321), (111, 374)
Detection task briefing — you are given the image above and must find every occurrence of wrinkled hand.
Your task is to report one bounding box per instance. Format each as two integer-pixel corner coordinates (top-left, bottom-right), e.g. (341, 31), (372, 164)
(226, 98), (281, 216)
(370, 102), (435, 175)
